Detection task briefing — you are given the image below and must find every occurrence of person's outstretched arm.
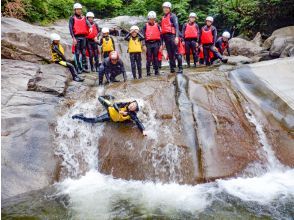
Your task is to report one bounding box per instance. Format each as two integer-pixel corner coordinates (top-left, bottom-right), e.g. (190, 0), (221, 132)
(129, 112), (145, 133)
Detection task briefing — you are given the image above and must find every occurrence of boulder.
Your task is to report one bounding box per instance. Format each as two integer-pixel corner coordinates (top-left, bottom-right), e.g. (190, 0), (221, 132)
(1, 17), (72, 63)
(251, 32), (262, 46)
(229, 37), (263, 57)
(28, 64), (69, 96)
(227, 55), (253, 65)
(1, 59), (70, 199)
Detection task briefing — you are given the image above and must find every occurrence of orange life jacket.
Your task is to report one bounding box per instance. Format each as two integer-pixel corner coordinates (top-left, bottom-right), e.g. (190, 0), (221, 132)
(201, 26), (213, 44)
(184, 23), (198, 39)
(145, 23), (161, 41)
(73, 16), (89, 35)
(161, 13), (176, 34)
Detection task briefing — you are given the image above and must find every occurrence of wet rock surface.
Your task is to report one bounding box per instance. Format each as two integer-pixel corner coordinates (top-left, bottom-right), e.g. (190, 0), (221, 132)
(1, 59), (71, 199)
(229, 37), (263, 57)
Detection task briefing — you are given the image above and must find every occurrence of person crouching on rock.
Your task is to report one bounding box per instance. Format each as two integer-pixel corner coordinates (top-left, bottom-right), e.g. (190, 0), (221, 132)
(98, 51), (127, 85)
(50, 33), (84, 82)
(72, 95), (147, 135)
(199, 16), (228, 66)
(124, 25), (144, 79)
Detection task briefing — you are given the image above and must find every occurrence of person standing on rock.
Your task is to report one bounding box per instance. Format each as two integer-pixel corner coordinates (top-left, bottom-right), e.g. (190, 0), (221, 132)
(98, 51), (126, 85)
(199, 16), (227, 66)
(50, 33), (84, 82)
(161, 2), (183, 74)
(99, 27), (115, 59)
(86, 12), (100, 72)
(124, 25), (144, 79)
(72, 95), (146, 135)
(142, 11), (162, 76)
(182, 12), (200, 68)
(69, 3), (92, 74)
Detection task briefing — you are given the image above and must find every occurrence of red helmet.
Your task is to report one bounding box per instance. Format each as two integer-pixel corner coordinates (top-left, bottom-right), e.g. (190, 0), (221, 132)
(109, 51), (119, 60)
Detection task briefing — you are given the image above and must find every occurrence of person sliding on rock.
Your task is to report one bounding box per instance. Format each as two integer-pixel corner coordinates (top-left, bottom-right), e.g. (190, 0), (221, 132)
(199, 16), (228, 66)
(142, 11), (162, 76)
(182, 12), (200, 68)
(124, 25), (144, 79)
(86, 12), (100, 72)
(99, 27), (115, 59)
(98, 51), (127, 85)
(69, 3), (92, 74)
(50, 33), (84, 82)
(161, 2), (183, 74)
(72, 95), (146, 135)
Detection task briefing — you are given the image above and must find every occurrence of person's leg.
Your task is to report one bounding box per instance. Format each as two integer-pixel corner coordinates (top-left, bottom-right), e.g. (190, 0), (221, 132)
(103, 52), (109, 59)
(146, 44), (152, 76)
(185, 41), (191, 67)
(203, 45), (210, 66)
(176, 53), (183, 73)
(164, 35), (177, 72)
(98, 96), (112, 109)
(152, 43), (159, 75)
(209, 45), (227, 63)
(191, 41), (198, 67)
(130, 53), (137, 79)
(72, 112), (110, 123)
(136, 53), (142, 79)
(58, 61), (84, 82)
(75, 38), (82, 72)
(93, 43), (99, 71)
(88, 41), (95, 71)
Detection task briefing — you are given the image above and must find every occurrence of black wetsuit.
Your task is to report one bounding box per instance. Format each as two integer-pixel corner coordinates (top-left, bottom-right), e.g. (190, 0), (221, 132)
(199, 25), (223, 65)
(98, 57), (126, 85)
(182, 22), (200, 66)
(142, 23), (162, 75)
(124, 32), (145, 79)
(87, 22), (100, 71)
(69, 14), (92, 72)
(72, 95), (145, 133)
(161, 13), (183, 73)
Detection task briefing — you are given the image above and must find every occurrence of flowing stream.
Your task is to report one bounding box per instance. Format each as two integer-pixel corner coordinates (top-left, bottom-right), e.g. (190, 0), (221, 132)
(2, 66), (294, 220)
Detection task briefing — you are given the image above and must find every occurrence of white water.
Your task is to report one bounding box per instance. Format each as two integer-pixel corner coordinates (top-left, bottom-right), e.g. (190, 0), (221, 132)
(54, 89), (294, 219)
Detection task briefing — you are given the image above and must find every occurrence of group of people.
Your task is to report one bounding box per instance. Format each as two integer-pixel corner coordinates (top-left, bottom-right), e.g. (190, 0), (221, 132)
(50, 2), (232, 134)
(50, 1), (231, 84)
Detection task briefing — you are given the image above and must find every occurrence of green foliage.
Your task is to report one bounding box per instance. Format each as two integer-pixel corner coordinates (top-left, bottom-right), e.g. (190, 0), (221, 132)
(80, 0), (123, 18)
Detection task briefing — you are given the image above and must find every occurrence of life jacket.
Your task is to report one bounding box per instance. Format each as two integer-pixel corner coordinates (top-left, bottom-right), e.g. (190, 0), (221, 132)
(201, 26), (213, 44)
(145, 23), (161, 41)
(161, 13), (176, 34)
(220, 38), (229, 51)
(102, 37), (114, 52)
(184, 23), (198, 39)
(108, 106), (131, 122)
(87, 23), (99, 39)
(128, 37), (142, 53)
(51, 44), (64, 62)
(73, 16), (89, 36)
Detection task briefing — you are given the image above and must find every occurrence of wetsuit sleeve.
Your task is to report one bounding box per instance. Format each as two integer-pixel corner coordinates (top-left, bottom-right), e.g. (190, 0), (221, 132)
(120, 60), (127, 82)
(227, 43), (231, 56)
(86, 18), (91, 28)
(129, 112), (145, 133)
(98, 38), (103, 46)
(69, 16), (75, 38)
(138, 31), (145, 41)
(110, 37), (116, 50)
(170, 14), (179, 37)
(95, 23), (100, 37)
(52, 45), (66, 61)
(212, 26), (217, 45)
(141, 24), (147, 46)
(182, 24), (186, 39)
(124, 33), (131, 41)
(198, 27), (202, 44)
(196, 23), (200, 42)
(158, 25), (163, 45)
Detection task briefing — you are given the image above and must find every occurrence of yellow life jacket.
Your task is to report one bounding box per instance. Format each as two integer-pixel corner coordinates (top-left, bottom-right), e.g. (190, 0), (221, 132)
(102, 37), (114, 52)
(108, 106), (131, 122)
(51, 44), (64, 62)
(128, 37), (142, 53)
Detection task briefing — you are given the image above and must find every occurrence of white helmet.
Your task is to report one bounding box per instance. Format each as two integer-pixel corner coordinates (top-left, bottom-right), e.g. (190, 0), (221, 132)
(189, 12), (197, 18)
(50, 33), (61, 41)
(102, 27), (110, 34)
(73, 3), (82, 9)
(130, 25), (139, 32)
(86, 12), (94, 18)
(162, 2), (172, 8)
(148, 11), (156, 19)
(222, 31), (231, 39)
(206, 16), (214, 22)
